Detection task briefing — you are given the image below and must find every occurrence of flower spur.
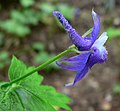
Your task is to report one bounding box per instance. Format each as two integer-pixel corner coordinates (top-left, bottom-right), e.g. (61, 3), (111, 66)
(53, 10), (108, 87)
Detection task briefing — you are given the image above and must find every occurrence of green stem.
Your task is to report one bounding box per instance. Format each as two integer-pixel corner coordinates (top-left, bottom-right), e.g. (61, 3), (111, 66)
(82, 28), (93, 38)
(8, 47), (73, 86)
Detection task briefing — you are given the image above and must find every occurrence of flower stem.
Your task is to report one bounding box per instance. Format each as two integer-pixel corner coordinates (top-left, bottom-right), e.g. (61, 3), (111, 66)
(8, 47), (73, 86)
(82, 28), (93, 38)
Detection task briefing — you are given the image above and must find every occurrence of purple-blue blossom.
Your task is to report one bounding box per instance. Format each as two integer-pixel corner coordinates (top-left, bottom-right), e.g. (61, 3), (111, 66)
(53, 9), (100, 51)
(53, 10), (108, 87)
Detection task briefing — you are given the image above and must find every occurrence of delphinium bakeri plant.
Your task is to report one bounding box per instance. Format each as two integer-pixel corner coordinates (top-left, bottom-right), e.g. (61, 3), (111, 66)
(53, 9), (108, 87)
(0, 9), (108, 111)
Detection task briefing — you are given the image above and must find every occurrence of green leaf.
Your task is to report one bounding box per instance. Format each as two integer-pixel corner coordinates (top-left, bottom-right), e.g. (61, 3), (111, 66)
(0, 20), (31, 37)
(8, 56), (43, 87)
(15, 87), (56, 111)
(0, 89), (24, 111)
(8, 56), (27, 81)
(20, 67), (43, 92)
(10, 10), (27, 24)
(34, 52), (52, 63)
(10, 9), (40, 25)
(113, 84), (120, 94)
(0, 56), (56, 111)
(0, 86), (56, 111)
(57, 4), (75, 20)
(0, 51), (10, 69)
(0, 51), (9, 60)
(6, 56), (71, 110)
(20, 0), (35, 7)
(38, 86), (72, 110)
(32, 42), (45, 51)
(40, 3), (56, 14)
(107, 27), (120, 40)
(23, 9), (40, 25)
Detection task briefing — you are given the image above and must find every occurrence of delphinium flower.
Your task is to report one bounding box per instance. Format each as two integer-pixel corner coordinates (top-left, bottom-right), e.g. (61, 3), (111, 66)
(53, 9), (108, 87)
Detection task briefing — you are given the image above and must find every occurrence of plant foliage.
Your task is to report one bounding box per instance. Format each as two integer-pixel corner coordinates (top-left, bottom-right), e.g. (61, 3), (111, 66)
(107, 27), (120, 40)
(113, 84), (120, 94)
(0, 56), (71, 111)
(0, 51), (10, 69)
(0, 0), (76, 37)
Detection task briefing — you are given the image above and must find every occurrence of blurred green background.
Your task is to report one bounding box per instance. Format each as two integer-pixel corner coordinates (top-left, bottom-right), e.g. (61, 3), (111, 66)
(0, 0), (120, 111)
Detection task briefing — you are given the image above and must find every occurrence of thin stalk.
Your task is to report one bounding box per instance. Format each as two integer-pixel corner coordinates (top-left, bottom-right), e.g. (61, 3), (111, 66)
(82, 28), (93, 38)
(8, 48), (73, 86)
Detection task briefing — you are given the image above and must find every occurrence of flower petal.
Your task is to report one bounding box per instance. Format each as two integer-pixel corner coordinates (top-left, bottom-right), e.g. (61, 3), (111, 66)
(90, 9), (100, 43)
(92, 32), (108, 48)
(56, 52), (90, 71)
(65, 65), (89, 87)
(53, 11), (72, 32)
(53, 11), (85, 49)
(74, 66), (89, 84)
(89, 47), (108, 68)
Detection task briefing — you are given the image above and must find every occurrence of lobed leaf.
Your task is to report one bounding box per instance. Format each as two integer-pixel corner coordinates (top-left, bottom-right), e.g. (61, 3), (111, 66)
(0, 56), (71, 111)
(8, 56), (27, 81)
(37, 85), (71, 110)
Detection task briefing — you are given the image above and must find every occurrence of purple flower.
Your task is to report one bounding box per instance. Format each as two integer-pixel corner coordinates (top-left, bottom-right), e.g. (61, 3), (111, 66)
(53, 9), (100, 51)
(53, 10), (108, 87)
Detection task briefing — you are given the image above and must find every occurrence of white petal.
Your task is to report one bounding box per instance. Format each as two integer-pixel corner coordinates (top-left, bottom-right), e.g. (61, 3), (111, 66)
(92, 32), (108, 48)
(65, 82), (74, 87)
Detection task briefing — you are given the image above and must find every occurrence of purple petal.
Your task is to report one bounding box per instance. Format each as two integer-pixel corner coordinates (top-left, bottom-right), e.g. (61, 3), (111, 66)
(65, 65), (89, 87)
(74, 66), (89, 84)
(90, 9), (100, 43)
(56, 52), (90, 71)
(53, 11), (85, 49)
(65, 47), (108, 87)
(88, 47), (108, 68)
(53, 11), (72, 32)
(66, 46), (108, 87)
